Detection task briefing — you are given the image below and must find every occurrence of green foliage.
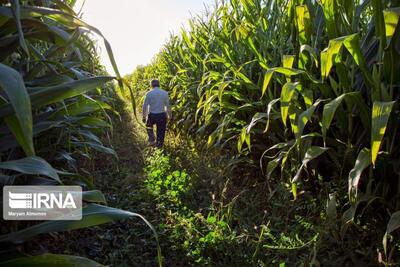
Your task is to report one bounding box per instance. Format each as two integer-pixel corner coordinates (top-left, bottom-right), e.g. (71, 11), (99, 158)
(129, 0), (400, 264)
(0, 0), (157, 266)
(143, 149), (240, 265)
(144, 150), (192, 207)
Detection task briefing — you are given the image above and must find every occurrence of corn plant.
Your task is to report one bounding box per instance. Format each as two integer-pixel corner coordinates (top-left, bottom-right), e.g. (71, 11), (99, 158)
(0, 0), (160, 266)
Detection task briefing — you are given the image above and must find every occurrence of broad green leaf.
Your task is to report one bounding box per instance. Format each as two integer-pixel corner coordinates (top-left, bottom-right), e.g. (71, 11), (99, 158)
(319, 0), (336, 38)
(299, 45), (319, 69)
(0, 77), (115, 118)
(181, 29), (194, 51)
(348, 148), (372, 198)
(282, 55), (295, 68)
(247, 112), (267, 134)
(0, 204), (158, 245)
(75, 142), (117, 158)
(302, 88), (314, 108)
(386, 210), (400, 235)
(10, 0), (29, 55)
(261, 67), (308, 98)
(82, 190), (107, 204)
(292, 146), (329, 183)
(77, 117), (109, 128)
(30, 77), (114, 108)
(51, 98), (112, 118)
(321, 34), (373, 86)
(342, 34), (367, 70)
(273, 67), (304, 76)
(280, 82), (298, 127)
(384, 210), (400, 254)
(296, 5), (312, 44)
(208, 131), (217, 148)
(261, 70), (274, 97)
(238, 127), (250, 152)
(0, 205), (164, 267)
(247, 37), (263, 62)
(266, 154), (283, 180)
(218, 81), (231, 104)
(384, 8), (400, 37)
(292, 182), (298, 200)
(0, 156), (60, 182)
(0, 253), (103, 267)
(321, 39), (343, 79)
(342, 34), (374, 87)
(264, 99), (280, 133)
(283, 55), (296, 83)
(321, 93), (353, 143)
(0, 63), (34, 156)
(297, 99), (323, 139)
(371, 101), (395, 166)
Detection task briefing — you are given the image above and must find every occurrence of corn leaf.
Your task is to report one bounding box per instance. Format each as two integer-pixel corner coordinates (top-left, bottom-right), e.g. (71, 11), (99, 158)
(247, 112), (267, 134)
(0, 204), (157, 245)
(297, 99), (323, 139)
(282, 55), (295, 68)
(264, 98), (280, 133)
(321, 38), (343, 79)
(321, 93), (355, 143)
(383, 210), (400, 255)
(386, 210), (400, 235)
(280, 82), (298, 127)
(10, 0), (29, 56)
(0, 63), (34, 156)
(296, 5), (312, 44)
(261, 70), (274, 97)
(384, 8), (400, 37)
(348, 148), (371, 198)
(0, 156), (60, 182)
(0, 254), (103, 267)
(292, 146), (329, 183)
(371, 101), (395, 166)
(82, 190), (107, 204)
(261, 67), (306, 98)
(266, 154), (283, 180)
(319, 0), (336, 38)
(30, 77), (114, 108)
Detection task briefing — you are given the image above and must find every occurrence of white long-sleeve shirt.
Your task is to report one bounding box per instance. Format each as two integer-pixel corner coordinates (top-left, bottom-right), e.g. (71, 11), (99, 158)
(142, 87), (172, 118)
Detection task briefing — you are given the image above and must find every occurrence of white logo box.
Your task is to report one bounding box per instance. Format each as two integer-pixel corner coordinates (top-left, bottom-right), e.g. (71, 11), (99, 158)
(3, 186), (82, 221)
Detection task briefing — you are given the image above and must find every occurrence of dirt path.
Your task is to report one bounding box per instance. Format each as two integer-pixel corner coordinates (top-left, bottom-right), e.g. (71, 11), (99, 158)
(51, 99), (165, 266)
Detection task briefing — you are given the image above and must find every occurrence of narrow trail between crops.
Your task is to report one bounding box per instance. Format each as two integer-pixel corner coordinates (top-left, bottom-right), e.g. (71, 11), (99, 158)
(88, 101), (193, 266)
(55, 98), (184, 266)
(92, 99), (172, 266)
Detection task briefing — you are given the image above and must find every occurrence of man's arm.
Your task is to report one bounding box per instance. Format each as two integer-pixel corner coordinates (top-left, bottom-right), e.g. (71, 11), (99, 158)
(165, 94), (172, 120)
(142, 93), (149, 123)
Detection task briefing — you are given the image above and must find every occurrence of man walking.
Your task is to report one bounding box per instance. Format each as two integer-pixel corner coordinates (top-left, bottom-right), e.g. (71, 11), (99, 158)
(142, 79), (172, 148)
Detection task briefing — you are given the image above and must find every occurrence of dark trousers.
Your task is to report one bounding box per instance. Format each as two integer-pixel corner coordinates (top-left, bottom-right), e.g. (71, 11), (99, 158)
(146, 112), (167, 148)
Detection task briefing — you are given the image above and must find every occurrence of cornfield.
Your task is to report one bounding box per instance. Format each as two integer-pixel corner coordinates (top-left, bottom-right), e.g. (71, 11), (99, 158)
(0, 0), (160, 265)
(128, 0), (400, 264)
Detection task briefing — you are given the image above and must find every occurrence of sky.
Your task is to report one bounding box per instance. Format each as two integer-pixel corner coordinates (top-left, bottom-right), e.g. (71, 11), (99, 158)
(74, 0), (215, 76)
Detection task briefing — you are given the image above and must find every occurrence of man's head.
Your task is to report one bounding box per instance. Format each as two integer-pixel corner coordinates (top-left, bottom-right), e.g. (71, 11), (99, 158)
(151, 79), (160, 88)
